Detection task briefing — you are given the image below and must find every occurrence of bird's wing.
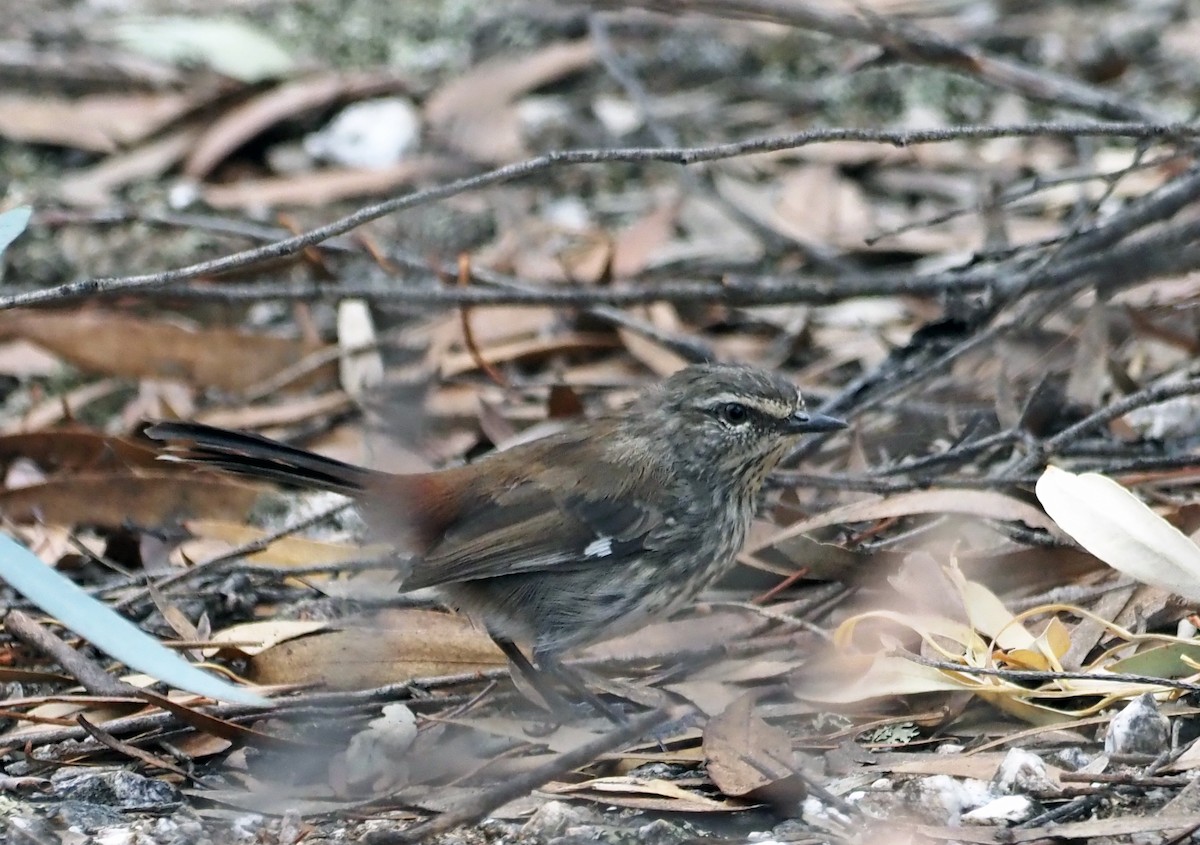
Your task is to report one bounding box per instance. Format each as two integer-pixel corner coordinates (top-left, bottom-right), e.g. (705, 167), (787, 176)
(400, 479), (665, 589)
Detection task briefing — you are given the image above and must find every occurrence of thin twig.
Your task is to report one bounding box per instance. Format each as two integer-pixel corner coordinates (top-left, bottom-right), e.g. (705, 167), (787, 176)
(4, 610), (135, 697)
(114, 501), (356, 610)
(8, 122), (1197, 310)
(1008, 378), (1200, 477)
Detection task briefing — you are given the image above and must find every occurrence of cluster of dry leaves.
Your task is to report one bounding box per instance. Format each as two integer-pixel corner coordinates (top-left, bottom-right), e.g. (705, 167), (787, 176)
(3, 1), (1200, 843)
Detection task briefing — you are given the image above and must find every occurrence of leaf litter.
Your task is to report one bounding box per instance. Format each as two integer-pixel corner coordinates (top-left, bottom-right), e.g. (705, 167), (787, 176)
(4, 1), (1200, 843)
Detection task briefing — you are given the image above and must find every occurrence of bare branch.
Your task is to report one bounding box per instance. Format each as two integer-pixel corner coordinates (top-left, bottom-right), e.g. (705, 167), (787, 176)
(8, 121), (1198, 310)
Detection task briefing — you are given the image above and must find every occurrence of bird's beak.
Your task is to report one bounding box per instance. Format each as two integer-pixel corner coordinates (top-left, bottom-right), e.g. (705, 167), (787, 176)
(784, 411), (848, 434)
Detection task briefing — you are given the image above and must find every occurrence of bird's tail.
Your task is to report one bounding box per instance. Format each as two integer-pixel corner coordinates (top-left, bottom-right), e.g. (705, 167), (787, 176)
(144, 421), (374, 495)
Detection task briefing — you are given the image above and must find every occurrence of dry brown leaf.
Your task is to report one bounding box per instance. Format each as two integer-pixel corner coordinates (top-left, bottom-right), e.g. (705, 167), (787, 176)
(207, 619), (330, 657)
(1065, 303), (1112, 408)
(0, 92), (197, 152)
(565, 198), (682, 282)
(169, 731), (233, 759)
(448, 714), (600, 755)
(547, 384), (584, 419)
(612, 200), (682, 278)
(704, 691), (797, 799)
(8, 379), (127, 434)
(8, 523), (77, 565)
(200, 157), (462, 209)
(617, 326), (690, 377)
(0, 429), (160, 474)
(582, 609), (765, 663)
(746, 489), (1061, 556)
(476, 398), (519, 448)
(0, 667), (74, 685)
(879, 750), (1063, 786)
(439, 307), (557, 348)
(249, 609), (504, 689)
(439, 332), (619, 378)
(8, 701), (141, 736)
(957, 547), (1102, 598)
(542, 776), (746, 812)
(0, 310), (332, 394)
(0, 473), (264, 527)
(142, 690), (321, 752)
(57, 126), (202, 207)
(617, 304), (690, 376)
(184, 519), (389, 567)
(118, 380), (197, 431)
(424, 39), (596, 163)
(184, 71), (415, 179)
(0, 340), (64, 377)
(716, 166), (874, 248)
(194, 391), (353, 430)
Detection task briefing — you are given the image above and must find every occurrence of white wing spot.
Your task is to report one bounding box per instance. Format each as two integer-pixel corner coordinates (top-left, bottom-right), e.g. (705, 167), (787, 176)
(584, 537), (613, 559)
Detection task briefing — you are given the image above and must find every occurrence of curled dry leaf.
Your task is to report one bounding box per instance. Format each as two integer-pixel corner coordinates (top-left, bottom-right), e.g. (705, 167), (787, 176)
(802, 557), (1198, 724)
(1036, 465), (1200, 603)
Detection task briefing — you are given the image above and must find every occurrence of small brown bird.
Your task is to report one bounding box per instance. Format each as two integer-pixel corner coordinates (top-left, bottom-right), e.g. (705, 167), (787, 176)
(146, 364), (845, 718)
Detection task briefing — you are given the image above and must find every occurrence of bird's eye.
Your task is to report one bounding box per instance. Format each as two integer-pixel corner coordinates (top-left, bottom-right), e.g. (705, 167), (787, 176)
(718, 403), (750, 425)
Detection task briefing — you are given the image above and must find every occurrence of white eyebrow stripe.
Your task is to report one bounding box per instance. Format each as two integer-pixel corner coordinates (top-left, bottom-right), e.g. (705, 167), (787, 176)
(702, 394), (796, 416)
(705, 392), (752, 406)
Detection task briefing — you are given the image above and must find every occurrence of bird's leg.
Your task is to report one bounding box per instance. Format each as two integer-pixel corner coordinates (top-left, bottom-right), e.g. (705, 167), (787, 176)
(490, 634), (578, 722)
(490, 633), (630, 726)
(533, 649), (630, 727)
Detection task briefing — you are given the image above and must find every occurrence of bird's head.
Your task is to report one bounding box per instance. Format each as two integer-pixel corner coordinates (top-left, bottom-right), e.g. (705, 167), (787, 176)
(627, 363), (846, 483)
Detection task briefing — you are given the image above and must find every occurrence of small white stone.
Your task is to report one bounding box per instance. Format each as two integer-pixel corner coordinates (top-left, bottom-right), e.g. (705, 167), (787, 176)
(593, 94), (643, 137)
(1106, 693), (1170, 756)
(962, 794), (1037, 825)
(994, 748), (1056, 795)
(906, 775), (994, 824)
(303, 97), (421, 170)
(517, 96), (573, 136)
(167, 181), (201, 210)
(542, 196), (591, 231)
